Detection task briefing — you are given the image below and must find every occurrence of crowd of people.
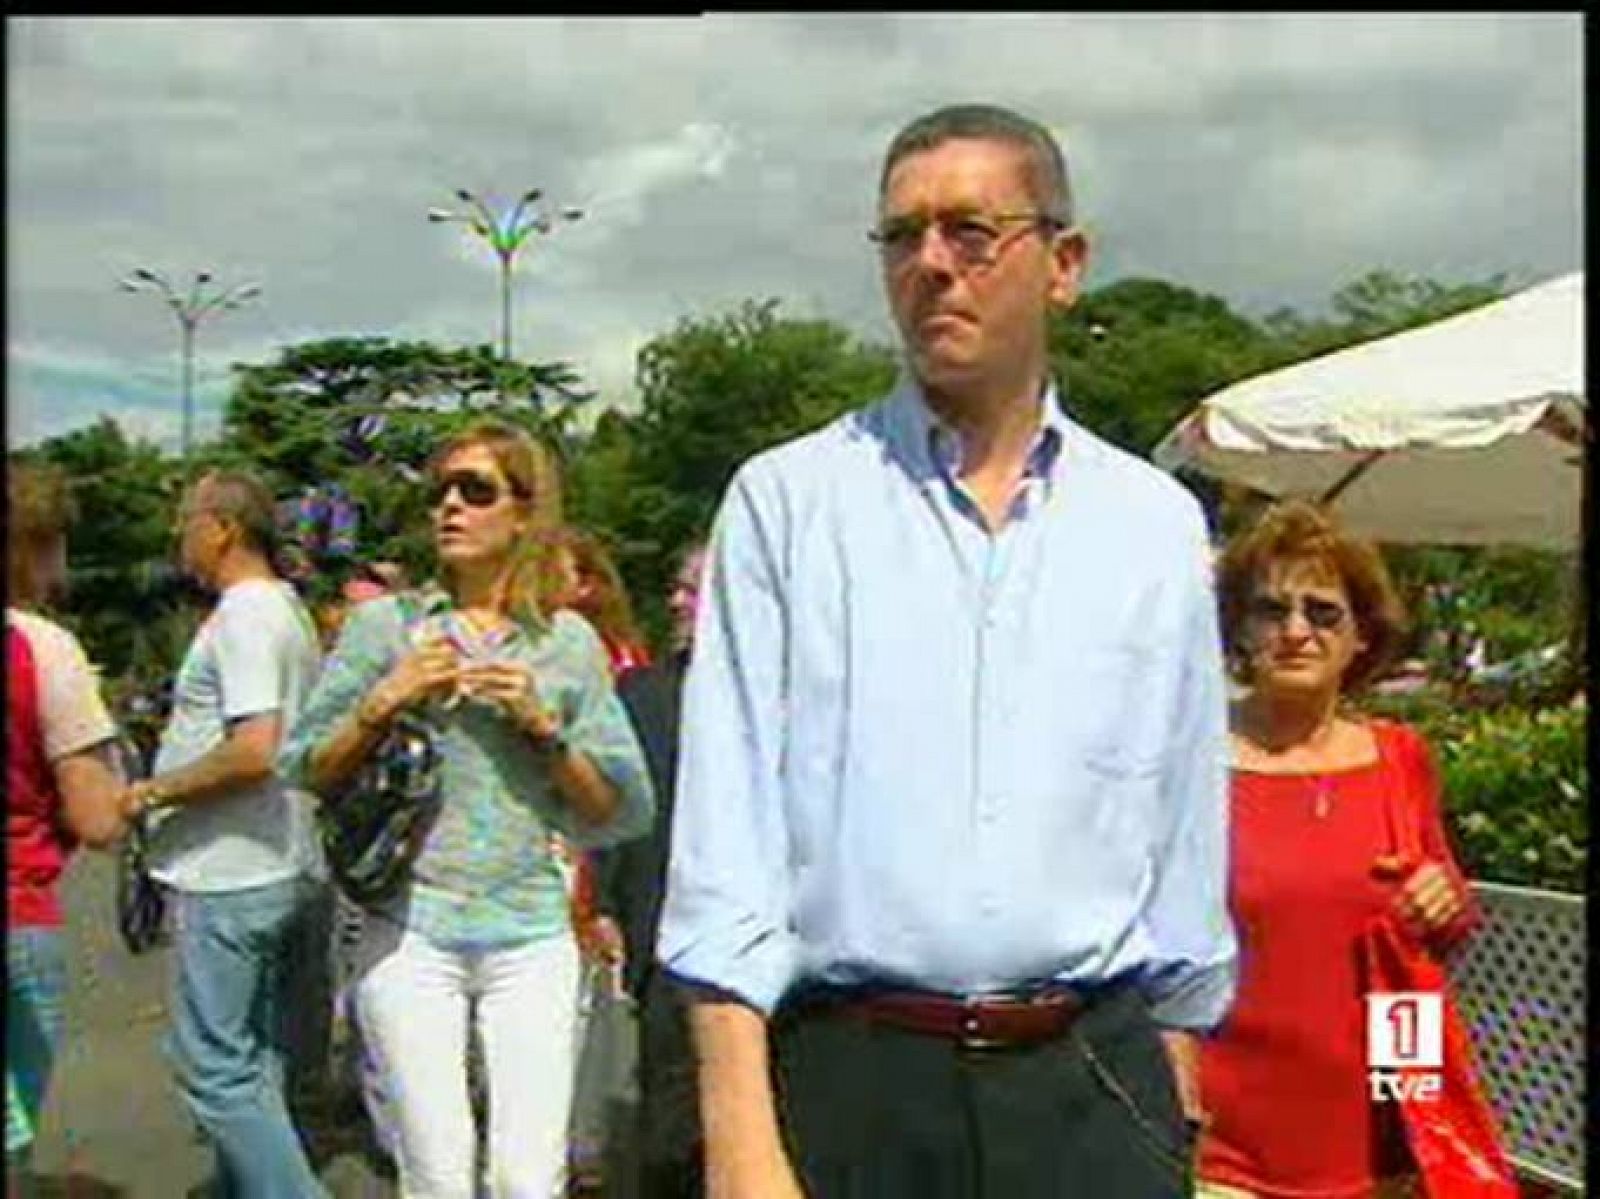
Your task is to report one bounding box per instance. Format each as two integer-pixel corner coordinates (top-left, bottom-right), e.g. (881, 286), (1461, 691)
(7, 101), (1514, 1199)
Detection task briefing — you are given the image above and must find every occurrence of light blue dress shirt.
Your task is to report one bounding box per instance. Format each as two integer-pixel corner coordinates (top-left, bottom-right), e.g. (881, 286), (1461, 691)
(658, 376), (1237, 1030)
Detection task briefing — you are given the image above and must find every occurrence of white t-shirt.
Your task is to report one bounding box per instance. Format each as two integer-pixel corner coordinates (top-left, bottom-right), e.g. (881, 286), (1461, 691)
(149, 577), (323, 893)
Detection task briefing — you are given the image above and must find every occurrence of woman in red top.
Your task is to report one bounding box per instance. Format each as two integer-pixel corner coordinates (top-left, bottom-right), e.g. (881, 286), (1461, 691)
(538, 526), (653, 1191)
(6, 463), (127, 1181)
(537, 526), (652, 952)
(541, 527), (652, 675)
(1196, 501), (1479, 1199)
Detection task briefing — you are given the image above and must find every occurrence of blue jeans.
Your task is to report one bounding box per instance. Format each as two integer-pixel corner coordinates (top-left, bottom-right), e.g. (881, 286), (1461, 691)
(167, 878), (327, 1198)
(6, 927), (67, 1159)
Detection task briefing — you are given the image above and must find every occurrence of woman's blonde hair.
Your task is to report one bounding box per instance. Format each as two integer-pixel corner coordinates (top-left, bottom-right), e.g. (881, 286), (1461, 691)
(1216, 499), (1407, 695)
(7, 460), (75, 607)
(426, 419), (563, 628)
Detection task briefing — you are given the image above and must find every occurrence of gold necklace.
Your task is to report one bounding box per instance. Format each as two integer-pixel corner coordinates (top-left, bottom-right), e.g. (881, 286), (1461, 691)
(1308, 776), (1334, 820)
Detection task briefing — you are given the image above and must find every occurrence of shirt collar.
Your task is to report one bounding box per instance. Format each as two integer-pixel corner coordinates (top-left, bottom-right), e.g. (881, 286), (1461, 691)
(414, 582), (552, 644)
(888, 373), (1071, 489)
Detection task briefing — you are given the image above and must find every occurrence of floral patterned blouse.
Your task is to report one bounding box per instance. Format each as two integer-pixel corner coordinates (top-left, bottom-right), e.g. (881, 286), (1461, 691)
(279, 587), (654, 948)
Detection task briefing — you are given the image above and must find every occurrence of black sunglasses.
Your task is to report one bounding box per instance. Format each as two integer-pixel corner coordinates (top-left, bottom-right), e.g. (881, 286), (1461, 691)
(1248, 594), (1349, 632)
(427, 470), (527, 510)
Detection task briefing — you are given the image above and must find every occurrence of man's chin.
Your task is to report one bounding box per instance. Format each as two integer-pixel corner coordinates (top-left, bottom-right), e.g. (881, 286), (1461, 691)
(911, 347), (983, 390)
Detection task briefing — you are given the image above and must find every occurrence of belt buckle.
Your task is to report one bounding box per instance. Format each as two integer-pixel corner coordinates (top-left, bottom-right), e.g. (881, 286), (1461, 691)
(957, 1000), (1005, 1051)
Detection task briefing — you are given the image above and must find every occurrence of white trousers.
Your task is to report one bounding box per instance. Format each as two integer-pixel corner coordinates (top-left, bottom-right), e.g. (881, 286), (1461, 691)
(353, 918), (581, 1199)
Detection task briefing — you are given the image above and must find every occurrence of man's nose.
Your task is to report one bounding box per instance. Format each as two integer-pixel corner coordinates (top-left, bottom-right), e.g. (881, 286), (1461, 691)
(908, 223), (959, 275)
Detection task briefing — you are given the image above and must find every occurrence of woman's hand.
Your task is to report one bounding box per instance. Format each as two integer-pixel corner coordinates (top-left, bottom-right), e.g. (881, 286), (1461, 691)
(1382, 858), (1467, 935)
(458, 659), (559, 739)
(363, 634), (461, 726)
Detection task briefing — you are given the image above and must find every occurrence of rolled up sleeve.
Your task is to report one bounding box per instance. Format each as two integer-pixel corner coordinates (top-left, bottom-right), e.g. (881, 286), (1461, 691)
(277, 598), (397, 793)
(658, 466), (800, 1016)
(1140, 512), (1238, 1031)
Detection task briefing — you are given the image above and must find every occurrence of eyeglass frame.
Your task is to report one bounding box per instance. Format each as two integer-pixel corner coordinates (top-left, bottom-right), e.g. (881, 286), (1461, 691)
(426, 469), (530, 510)
(867, 208), (1068, 270)
(1246, 593), (1352, 633)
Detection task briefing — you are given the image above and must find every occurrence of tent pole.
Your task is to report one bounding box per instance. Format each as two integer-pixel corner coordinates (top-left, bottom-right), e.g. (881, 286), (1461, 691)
(1319, 450), (1386, 506)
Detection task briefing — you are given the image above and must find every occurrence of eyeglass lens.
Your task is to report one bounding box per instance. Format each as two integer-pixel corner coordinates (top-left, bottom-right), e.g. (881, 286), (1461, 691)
(1251, 595), (1347, 631)
(430, 471), (503, 509)
(872, 211), (1045, 265)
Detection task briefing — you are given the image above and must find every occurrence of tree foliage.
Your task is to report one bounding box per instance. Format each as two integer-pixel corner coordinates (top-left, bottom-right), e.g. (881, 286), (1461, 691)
(567, 299), (897, 639)
(19, 269), (1574, 716)
(1048, 276), (1282, 458)
(222, 336), (594, 584)
(14, 418), (196, 693)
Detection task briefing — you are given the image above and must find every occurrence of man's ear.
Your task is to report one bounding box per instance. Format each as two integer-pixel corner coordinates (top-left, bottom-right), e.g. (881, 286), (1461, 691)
(1046, 226), (1090, 309)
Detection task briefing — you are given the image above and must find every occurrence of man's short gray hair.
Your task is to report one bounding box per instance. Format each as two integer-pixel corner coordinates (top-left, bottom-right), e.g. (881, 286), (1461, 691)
(192, 469), (280, 559)
(879, 103), (1074, 227)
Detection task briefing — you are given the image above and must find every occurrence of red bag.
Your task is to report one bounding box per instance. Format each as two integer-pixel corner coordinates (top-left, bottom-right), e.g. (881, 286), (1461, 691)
(1360, 737), (1520, 1198)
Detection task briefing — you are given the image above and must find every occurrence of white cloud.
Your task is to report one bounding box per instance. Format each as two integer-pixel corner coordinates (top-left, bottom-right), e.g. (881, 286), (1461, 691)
(6, 14), (1582, 447)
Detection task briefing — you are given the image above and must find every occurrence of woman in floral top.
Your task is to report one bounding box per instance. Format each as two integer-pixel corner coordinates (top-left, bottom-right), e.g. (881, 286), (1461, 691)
(280, 420), (653, 1198)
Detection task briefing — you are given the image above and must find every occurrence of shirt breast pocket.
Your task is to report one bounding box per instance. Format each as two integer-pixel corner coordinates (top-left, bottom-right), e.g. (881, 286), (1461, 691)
(1075, 642), (1165, 783)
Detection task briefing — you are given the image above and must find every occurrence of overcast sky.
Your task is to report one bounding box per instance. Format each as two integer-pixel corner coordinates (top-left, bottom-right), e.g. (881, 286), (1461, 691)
(7, 14), (1584, 451)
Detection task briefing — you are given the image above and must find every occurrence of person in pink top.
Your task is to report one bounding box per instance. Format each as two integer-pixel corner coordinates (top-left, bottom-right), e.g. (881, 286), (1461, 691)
(6, 462), (128, 1186)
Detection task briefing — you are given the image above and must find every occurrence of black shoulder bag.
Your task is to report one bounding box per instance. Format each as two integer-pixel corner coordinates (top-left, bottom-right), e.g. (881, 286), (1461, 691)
(317, 592), (444, 908)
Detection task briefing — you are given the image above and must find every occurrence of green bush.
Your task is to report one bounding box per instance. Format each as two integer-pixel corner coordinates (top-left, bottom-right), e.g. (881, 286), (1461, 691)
(1368, 694), (1587, 892)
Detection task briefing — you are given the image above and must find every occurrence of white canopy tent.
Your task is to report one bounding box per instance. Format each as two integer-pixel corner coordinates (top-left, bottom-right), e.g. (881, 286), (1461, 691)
(1153, 272), (1586, 548)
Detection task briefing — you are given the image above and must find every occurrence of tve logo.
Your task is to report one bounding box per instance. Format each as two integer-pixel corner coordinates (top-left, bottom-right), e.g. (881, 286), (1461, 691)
(1366, 992), (1443, 1102)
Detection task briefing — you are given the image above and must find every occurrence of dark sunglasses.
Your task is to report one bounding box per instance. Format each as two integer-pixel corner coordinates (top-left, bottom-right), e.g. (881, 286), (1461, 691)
(1247, 594), (1349, 632)
(427, 470), (527, 510)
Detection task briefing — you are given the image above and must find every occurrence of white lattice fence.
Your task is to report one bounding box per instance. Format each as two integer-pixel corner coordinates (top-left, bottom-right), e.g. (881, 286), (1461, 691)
(1448, 882), (1586, 1193)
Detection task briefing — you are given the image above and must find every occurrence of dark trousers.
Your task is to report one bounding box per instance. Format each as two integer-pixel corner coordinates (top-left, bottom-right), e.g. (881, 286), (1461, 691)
(773, 985), (1195, 1199)
(613, 971), (702, 1199)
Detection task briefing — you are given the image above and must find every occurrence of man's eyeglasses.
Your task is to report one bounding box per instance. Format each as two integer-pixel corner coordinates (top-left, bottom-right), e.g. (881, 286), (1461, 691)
(1247, 594), (1350, 633)
(868, 209), (1062, 269)
(427, 470), (527, 510)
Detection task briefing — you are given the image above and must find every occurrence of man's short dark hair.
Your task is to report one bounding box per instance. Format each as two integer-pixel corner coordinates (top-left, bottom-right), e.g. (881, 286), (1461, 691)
(193, 469), (279, 559)
(879, 103), (1074, 227)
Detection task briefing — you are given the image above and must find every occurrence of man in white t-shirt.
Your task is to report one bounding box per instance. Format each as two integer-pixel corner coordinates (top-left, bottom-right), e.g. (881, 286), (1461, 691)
(119, 469), (328, 1197)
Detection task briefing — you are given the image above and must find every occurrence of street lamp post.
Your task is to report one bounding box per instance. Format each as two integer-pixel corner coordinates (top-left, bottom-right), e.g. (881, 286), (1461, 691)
(118, 268), (262, 460)
(428, 188), (583, 361)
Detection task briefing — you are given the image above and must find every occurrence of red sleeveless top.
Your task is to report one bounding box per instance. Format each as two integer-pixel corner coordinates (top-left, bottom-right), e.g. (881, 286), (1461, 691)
(6, 625), (74, 927)
(1197, 720), (1479, 1198)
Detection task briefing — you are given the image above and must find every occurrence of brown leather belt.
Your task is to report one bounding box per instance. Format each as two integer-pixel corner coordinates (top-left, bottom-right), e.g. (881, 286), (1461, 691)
(818, 986), (1088, 1051)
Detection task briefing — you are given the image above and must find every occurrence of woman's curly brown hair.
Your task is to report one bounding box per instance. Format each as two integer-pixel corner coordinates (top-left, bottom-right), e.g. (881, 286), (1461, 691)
(7, 460), (76, 607)
(533, 525), (645, 650)
(1215, 500), (1408, 694)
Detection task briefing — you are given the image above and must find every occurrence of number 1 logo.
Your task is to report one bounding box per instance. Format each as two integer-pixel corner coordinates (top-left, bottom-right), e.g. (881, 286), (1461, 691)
(1367, 992), (1443, 1069)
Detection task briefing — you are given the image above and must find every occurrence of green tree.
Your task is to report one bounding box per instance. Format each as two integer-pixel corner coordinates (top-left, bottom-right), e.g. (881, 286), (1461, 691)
(1048, 277), (1280, 457)
(568, 299), (897, 643)
(1259, 270), (1507, 364)
(219, 336), (596, 585)
(17, 418), (194, 686)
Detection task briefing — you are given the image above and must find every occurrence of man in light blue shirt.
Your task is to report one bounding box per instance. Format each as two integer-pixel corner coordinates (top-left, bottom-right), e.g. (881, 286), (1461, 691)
(659, 103), (1235, 1198)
